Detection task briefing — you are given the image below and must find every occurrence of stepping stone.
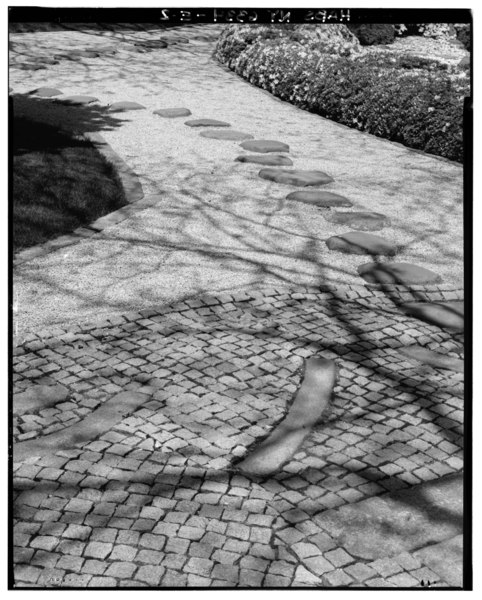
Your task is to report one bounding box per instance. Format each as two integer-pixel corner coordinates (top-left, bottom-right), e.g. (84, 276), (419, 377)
(326, 231), (397, 256)
(30, 87), (63, 97)
(258, 169), (334, 187)
(200, 130), (254, 141)
(324, 211), (390, 231)
(357, 262), (442, 285)
(14, 384), (70, 417)
(61, 95), (99, 105)
(96, 45), (117, 55)
(154, 107), (191, 118)
(237, 357), (336, 477)
(20, 63), (46, 71)
(240, 139), (289, 153)
(38, 57), (59, 65)
(235, 154), (293, 166)
(185, 119), (231, 128)
(287, 190), (352, 208)
(401, 301), (464, 331)
(134, 40), (168, 49)
(108, 101), (145, 112)
(398, 346), (464, 373)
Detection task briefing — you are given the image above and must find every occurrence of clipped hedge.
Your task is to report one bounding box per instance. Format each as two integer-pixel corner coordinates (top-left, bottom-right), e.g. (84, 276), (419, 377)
(215, 25), (469, 162)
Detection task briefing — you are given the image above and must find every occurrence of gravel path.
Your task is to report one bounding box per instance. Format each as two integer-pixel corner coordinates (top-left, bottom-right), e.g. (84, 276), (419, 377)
(10, 24), (464, 337)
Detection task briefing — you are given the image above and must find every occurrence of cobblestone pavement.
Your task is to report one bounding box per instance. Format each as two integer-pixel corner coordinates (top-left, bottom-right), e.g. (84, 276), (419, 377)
(12, 284), (465, 588)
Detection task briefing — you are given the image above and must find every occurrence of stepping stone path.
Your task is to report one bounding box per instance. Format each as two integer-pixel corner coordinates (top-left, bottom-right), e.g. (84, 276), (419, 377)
(239, 139), (290, 153)
(185, 119), (230, 128)
(200, 130), (254, 141)
(398, 345), (464, 373)
(287, 190), (353, 208)
(401, 301), (464, 331)
(325, 211), (390, 231)
(326, 231), (397, 256)
(259, 169), (334, 187)
(108, 101), (145, 112)
(13, 384), (70, 417)
(30, 87), (63, 97)
(358, 262), (442, 285)
(238, 357), (336, 477)
(61, 95), (98, 105)
(154, 107), (191, 118)
(235, 154), (293, 166)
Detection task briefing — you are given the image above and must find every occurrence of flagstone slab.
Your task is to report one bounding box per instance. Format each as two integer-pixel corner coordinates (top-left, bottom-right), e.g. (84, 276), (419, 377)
(61, 95), (99, 105)
(30, 87), (63, 97)
(108, 101), (146, 112)
(324, 211), (390, 231)
(14, 384), (70, 417)
(401, 301), (464, 332)
(200, 130), (254, 141)
(258, 169), (334, 187)
(287, 190), (353, 208)
(185, 119), (231, 128)
(154, 107), (192, 118)
(235, 154), (293, 166)
(240, 139), (290, 153)
(397, 345), (464, 372)
(326, 232), (397, 256)
(358, 262), (442, 285)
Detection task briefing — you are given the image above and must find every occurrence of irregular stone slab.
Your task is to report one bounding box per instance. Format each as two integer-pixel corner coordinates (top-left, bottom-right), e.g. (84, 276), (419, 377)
(287, 190), (353, 208)
(402, 301), (464, 332)
(314, 473), (462, 561)
(14, 389), (151, 462)
(237, 357), (336, 477)
(324, 211), (390, 231)
(240, 139), (290, 153)
(14, 384), (70, 417)
(258, 169), (334, 187)
(414, 535), (463, 588)
(326, 231), (397, 256)
(154, 107), (191, 118)
(358, 262), (442, 285)
(61, 95), (98, 105)
(96, 45), (117, 55)
(20, 63), (45, 71)
(30, 87), (63, 97)
(134, 40), (168, 49)
(185, 119), (231, 128)
(398, 345), (464, 373)
(235, 154), (293, 166)
(200, 130), (254, 141)
(108, 101), (146, 112)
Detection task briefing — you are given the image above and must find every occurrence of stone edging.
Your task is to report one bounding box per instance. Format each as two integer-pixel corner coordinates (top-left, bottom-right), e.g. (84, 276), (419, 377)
(13, 132), (145, 267)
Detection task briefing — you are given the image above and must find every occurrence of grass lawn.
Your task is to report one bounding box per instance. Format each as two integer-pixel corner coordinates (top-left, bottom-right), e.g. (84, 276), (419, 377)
(13, 117), (127, 252)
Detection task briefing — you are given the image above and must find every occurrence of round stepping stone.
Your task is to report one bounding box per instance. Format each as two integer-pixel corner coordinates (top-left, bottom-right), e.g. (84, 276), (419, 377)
(30, 87), (63, 97)
(185, 119), (231, 128)
(287, 190), (353, 208)
(154, 107), (191, 118)
(200, 130), (254, 141)
(258, 169), (334, 187)
(326, 232), (397, 256)
(401, 301), (464, 331)
(398, 346), (464, 373)
(235, 154), (293, 166)
(108, 101), (145, 112)
(324, 211), (390, 231)
(357, 262), (442, 285)
(61, 95), (99, 105)
(240, 139), (289, 153)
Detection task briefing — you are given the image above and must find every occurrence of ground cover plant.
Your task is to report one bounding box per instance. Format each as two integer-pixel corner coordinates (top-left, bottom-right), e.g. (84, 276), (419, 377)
(13, 117), (127, 251)
(215, 24), (470, 162)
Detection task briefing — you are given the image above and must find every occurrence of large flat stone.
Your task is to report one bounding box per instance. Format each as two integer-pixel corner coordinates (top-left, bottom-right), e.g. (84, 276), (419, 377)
(314, 473), (463, 561)
(402, 301), (464, 332)
(200, 130), (254, 141)
(30, 87), (63, 97)
(239, 139), (289, 153)
(108, 101), (146, 112)
(14, 384), (70, 416)
(287, 190), (353, 208)
(154, 107), (191, 118)
(258, 169), (334, 187)
(358, 262), (442, 285)
(185, 119), (230, 128)
(61, 95), (98, 105)
(237, 357), (336, 477)
(414, 535), (463, 588)
(398, 345), (464, 372)
(235, 154), (293, 166)
(324, 211), (390, 231)
(326, 231), (397, 256)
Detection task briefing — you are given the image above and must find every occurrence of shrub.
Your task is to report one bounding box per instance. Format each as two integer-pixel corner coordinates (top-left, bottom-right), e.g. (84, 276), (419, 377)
(454, 23), (471, 51)
(215, 26), (470, 162)
(347, 23), (396, 45)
